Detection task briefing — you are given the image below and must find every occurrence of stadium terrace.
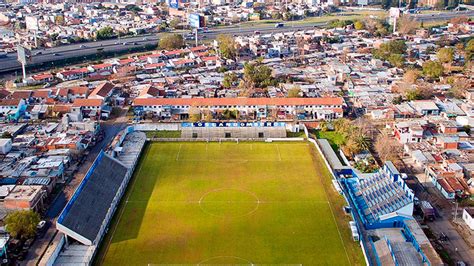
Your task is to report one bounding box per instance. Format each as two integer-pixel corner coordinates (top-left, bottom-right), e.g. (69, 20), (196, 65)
(133, 97), (344, 121)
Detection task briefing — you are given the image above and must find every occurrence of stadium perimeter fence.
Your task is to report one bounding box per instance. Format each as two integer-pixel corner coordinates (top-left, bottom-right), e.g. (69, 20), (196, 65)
(303, 125), (372, 266)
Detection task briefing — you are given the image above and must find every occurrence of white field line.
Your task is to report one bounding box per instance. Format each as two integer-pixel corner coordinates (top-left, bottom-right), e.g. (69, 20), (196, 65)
(175, 143), (182, 161)
(127, 200), (330, 203)
(276, 144), (282, 161)
(317, 176), (352, 265)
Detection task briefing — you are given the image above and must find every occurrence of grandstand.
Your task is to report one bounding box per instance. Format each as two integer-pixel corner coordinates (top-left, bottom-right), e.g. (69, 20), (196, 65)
(51, 129), (146, 265)
(343, 163), (415, 229)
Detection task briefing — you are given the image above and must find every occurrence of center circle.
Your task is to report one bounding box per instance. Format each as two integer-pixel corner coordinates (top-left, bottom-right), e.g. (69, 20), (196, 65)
(199, 188), (260, 218)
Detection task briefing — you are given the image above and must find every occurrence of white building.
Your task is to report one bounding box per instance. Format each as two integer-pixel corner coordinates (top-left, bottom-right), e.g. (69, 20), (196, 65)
(0, 138), (12, 154)
(462, 208), (474, 231)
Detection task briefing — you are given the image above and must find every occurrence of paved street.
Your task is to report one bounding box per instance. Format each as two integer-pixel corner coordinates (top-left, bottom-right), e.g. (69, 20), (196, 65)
(1, 9), (472, 75)
(402, 156), (474, 264)
(21, 117), (127, 266)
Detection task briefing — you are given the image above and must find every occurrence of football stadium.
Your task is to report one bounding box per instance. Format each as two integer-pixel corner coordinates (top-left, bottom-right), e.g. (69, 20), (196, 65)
(96, 140), (355, 265)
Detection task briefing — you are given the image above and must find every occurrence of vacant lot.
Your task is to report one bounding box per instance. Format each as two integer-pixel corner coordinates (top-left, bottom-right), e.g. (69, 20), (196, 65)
(98, 142), (361, 265)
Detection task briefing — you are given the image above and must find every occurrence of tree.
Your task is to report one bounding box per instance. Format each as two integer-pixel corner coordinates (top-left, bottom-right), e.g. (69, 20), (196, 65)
(243, 61), (275, 88)
(352, 132), (371, 152)
(422, 60), (444, 79)
(388, 54), (405, 68)
(448, 77), (470, 99)
(405, 88), (422, 101)
(5, 210), (40, 239)
(397, 16), (419, 35)
(125, 4), (142, 13)
(287, 87), (301, 98)
(169, 18), (181, 29)
(222, 72), (238, 88)
(159, 34), (184, 50)
(375, 131), (402, 162)
(354, 20), (365, 31)
(217, 35), (237, 60)
(403, 69), (420, 84)
(188, 106), (201, 122)
(465, 39), (474, 61)
(271, 12), (283, 20)
(333, 118), (351, 133)
(1, 131), (12, 139)
(96, 26), (115, 40)
(437, 47), (454, 64)
(373, 40), (407, 61)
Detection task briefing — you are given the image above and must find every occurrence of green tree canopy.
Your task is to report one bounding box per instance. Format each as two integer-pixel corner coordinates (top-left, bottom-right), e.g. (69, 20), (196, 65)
(169, 18), (181, 29)
(159, 34), (184, 50)
(373, 40), (407, 61)
(5, 210), (40, 239)
(287, 87), (301, 98)
(243, 61), (276, 88)
(422, 60), (444, 79)
(223, 72), (238, 88)
(465, 39), (474, 61)
(388, 54), (405, 68)
(96, 26), (115, 40)
(437, 47), (454, 64)
(217, 34), (237, 60)
(354, 20), (364, 30)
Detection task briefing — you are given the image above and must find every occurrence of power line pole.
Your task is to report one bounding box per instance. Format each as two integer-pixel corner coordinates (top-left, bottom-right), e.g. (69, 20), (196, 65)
(453, 201), (459, 222)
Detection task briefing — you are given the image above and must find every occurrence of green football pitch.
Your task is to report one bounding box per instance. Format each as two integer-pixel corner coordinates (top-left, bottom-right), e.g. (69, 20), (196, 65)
(98, 142), (354, 265)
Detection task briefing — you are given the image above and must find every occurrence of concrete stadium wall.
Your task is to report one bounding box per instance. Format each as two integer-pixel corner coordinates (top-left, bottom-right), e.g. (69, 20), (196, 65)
(38, 233), (65, 266)
(133, 123), (180, 131)
(181, 127), (286, 139)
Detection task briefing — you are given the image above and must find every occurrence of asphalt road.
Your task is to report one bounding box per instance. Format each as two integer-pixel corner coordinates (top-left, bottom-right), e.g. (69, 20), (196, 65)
(0, 23), (325, 75)
(410, 10), (474, 22)
(0, 10), (472, 75)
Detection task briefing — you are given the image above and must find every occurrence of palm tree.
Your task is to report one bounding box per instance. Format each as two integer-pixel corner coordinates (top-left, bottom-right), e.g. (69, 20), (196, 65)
(353, 133), (371, 152)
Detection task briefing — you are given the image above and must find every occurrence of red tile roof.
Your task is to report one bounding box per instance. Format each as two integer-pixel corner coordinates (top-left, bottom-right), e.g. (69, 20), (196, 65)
(190, 45), (208, 52)
(11, 90), (32, 99)
(32, 73), (53, 81)
(91, 63), (113, 70)
(89, 82), (114, 98)
(72, 98), (103, 107)
(144, 62), (166, 69)
(201, 56), (218, 62)
(118, 58), (135, 65)
(173, 59), (194, 65)
(68, 86), (89, 95)
(32, 89), (51, 98)
(133, 97), (343, 107)
(0, 98), (22, 106)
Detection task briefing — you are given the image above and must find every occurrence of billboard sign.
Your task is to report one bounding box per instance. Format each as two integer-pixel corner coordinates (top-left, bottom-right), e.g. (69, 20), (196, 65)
(188, 13), (204, 28)
(182, 122), (286, 128)
(17, 45), (31, 65)
(168, 0), (179, 9)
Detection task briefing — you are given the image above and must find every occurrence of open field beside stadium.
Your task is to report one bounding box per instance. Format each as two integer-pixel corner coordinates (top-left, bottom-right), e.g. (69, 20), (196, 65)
(97, 142), (364, 265)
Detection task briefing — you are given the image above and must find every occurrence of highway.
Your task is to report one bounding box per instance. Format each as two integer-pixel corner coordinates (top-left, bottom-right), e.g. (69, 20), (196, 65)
(0, 22), (325, 75)
(411, 10), (474, 22)
(0, 9), (472, 75)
